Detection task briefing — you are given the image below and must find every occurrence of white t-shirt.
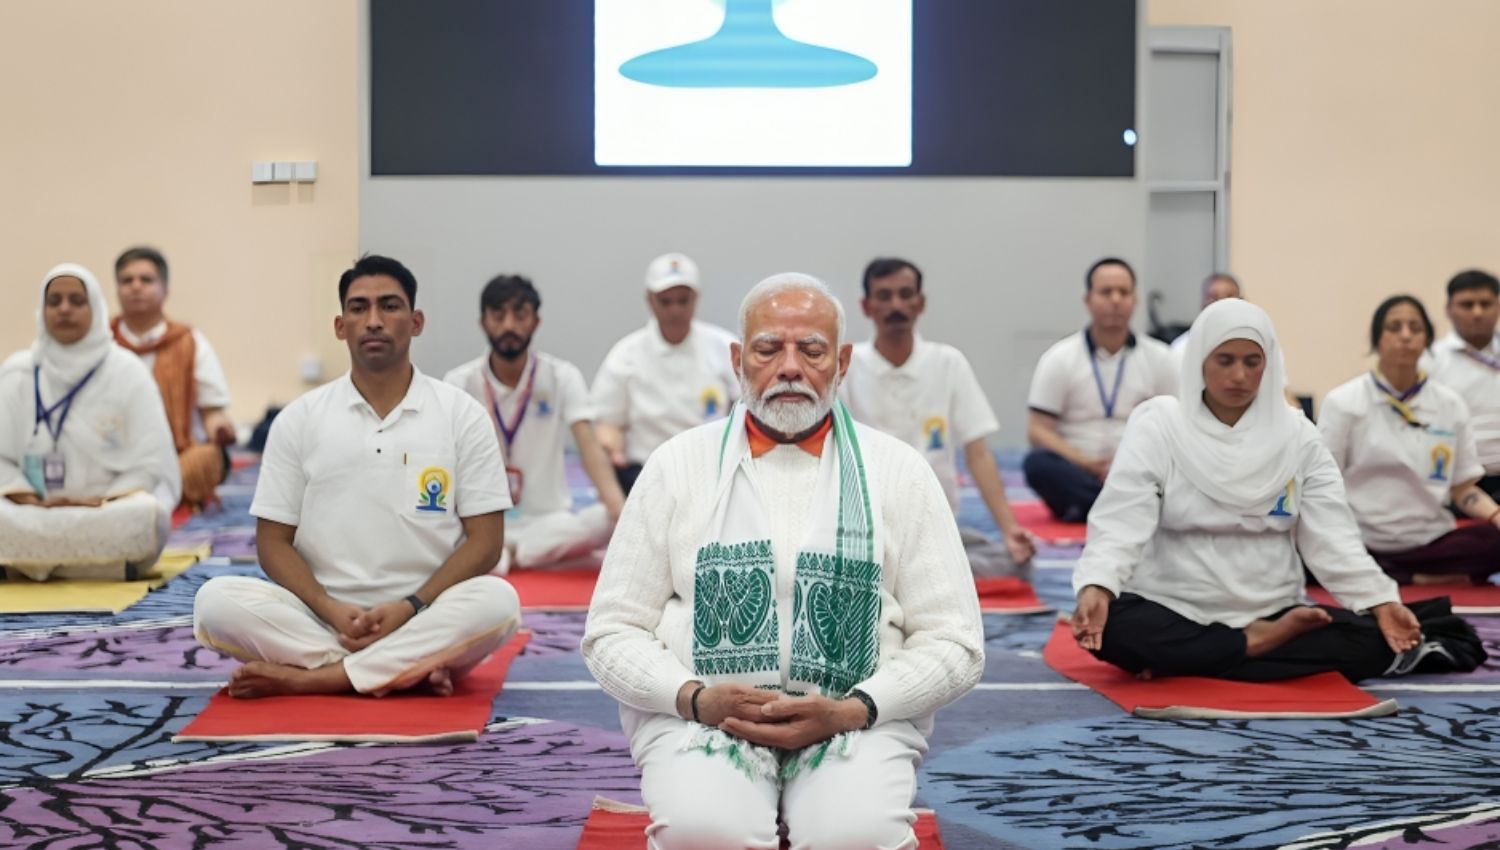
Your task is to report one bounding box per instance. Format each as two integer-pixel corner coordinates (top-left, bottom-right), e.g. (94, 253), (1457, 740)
(1429, 330), (1500, 473)
(1028, 330), (1178, 458)
(841, 336), (999, 512)
(117, 320), (232, 441)
(590, 319), (739, 465)
(251, 367), (513, 608)
(1074, 407), (1398, 628)
(1319, 373), (1483, 552)
(444, 351), (591, 522)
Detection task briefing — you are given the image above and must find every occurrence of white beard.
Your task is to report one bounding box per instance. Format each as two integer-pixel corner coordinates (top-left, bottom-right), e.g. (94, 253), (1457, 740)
(741, 371), (839, 437)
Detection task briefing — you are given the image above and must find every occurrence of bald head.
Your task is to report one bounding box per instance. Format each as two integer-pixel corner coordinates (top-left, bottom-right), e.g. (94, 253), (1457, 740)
(1202, 273), (1241, 308)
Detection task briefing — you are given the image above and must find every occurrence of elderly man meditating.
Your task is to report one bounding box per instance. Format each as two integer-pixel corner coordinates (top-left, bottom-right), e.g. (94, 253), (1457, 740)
(583, 272), (984, 850)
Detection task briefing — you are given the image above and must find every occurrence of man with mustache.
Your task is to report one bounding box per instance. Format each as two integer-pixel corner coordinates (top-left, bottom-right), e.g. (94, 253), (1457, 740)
(1024, 258), (1178, 522)
(840, 257), (1036, 576)
(444, 274), (625, 571)
(590, 253), (739, 494)
(194, 255), (520, 698)
(1428, 269), (1500, 500)
(110, 246), (236, 509)
(583, 273), (983, 850)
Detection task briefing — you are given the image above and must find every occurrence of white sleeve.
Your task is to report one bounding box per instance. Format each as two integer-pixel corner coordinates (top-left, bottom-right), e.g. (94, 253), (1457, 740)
(949, 351), (1000, 447)
(1316, 389), (1355, 471)
(557, 361), (593, 425)
(851, 450), (985, 723)
(1072, 409), (1168, 596)
(192, 330), (232, 409)
(0, 368), (32, 495)
(1027, 344), (1069, 417)
(1453, 397), (1486, 485)
(590, 344), (631, 427)
(108, 360), (181, 505)
(451, 395), (513, 517)
(581, 451), (695, 716)
(1294, 427), (1400, 612)
(249, 403), (308, 526)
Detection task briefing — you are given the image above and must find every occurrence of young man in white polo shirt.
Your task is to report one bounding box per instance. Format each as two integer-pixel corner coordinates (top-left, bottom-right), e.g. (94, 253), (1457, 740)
(193, 256), (520, 698)
(1024, 258), (1177, 522)
(840, 258), (1035, 575)
(1429, 269), (1500, 500)
(445, 274), (625, 571)
(590, 252), (739, 493)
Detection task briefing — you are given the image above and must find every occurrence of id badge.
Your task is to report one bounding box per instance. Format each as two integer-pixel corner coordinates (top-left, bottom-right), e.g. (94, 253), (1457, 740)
(505, 465), (524, 506)
(42, 453), (66, 491)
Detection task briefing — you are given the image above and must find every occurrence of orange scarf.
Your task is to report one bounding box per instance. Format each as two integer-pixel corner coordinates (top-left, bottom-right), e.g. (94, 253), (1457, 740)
(111, 318), (222, 507)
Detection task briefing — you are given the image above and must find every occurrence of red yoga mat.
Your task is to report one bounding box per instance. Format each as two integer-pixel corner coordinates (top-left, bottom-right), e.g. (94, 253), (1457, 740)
(504, 567), (599, 610)
(174, 631), (531, 743)
(1010, 500), (1087, 545)
(575, 797), (946, 849)
(1306, 585), (1500, 615)
(976, 577), (1050, 615)
(1041, 621), (1396, 719)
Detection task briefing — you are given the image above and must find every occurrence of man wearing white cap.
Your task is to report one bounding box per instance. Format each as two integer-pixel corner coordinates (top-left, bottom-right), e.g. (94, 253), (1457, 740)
(591, 253), (739, 493)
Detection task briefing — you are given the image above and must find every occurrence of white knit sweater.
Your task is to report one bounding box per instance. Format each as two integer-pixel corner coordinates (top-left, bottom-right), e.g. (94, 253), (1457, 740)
(581, 417), (985, 731)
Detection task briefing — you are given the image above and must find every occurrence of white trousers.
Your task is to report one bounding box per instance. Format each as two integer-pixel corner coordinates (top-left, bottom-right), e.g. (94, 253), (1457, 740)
(0, 491), (169, 581)
(507, 503), (613, 570)
(192, 574), (521, 694)
(624, 709), (928, 850)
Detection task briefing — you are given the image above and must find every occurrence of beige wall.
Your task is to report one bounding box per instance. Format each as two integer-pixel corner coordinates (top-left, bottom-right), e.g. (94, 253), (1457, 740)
(1150, 0), (1500, 403)
(0, 1), (359, 425)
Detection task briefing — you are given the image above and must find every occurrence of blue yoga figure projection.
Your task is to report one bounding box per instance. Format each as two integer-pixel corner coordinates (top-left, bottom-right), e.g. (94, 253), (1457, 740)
(620, 0), (878, 88)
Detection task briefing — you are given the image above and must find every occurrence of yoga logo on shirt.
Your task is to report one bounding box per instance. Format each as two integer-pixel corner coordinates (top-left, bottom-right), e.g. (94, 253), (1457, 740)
(1268, 480), (1296, 517)
(416, 466), (452, 513)
(1430, 443), (1454, 482)
(923, 416), (947, 451)
(534, 394), (553, 418)
(701, 386), (726, 418)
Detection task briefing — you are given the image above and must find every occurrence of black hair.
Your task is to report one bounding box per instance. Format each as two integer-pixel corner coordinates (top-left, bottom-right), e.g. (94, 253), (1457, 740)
(1085, 257), (1136, 292)
(1446, 269), (1499, 301)
(1370, 294), (1435, 352)
(861, 257), (923, 297)
(115, 246), (168, 285)
(1203, 272), (1240, 293)
(338, 255), (417, 308)
(480, 274), (541, 314)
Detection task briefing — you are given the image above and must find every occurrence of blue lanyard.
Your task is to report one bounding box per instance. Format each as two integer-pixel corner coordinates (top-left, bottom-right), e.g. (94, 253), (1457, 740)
(33, 363), (101, 446)
(482, 356), (538, 451)
(1084, 330), (1128, 419)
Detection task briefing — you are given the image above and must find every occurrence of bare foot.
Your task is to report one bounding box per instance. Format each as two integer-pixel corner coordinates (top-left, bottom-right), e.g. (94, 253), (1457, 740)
(1244, 607), (1333, 657)
(227, 661), (353, 699)
(425, 667), (454, 697)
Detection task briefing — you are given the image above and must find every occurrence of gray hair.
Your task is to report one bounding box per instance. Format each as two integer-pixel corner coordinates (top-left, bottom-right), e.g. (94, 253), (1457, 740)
(738, 272), (846, 344)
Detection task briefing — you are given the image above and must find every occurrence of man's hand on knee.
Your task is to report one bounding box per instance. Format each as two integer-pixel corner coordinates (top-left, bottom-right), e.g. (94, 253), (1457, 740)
(718, 694), (866, 750)
(1072, 585), (1114, 651)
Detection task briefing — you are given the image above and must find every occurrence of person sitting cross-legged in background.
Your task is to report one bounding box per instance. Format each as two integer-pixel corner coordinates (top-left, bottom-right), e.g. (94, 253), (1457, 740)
(193, 255), (520, 698)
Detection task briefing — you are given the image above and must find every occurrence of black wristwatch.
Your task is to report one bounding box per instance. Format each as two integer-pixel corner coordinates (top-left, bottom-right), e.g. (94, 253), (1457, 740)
(405, 594), (427, 615)
(847, 688), (878, 730)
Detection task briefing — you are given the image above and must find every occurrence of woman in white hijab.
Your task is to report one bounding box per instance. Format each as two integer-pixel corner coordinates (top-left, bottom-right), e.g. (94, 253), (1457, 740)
(0, 264), (181, 581)
(1069, 299), (1484, 681)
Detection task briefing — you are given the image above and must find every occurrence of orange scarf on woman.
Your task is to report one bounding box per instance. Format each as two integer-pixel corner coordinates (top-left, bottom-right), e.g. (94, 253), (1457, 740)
(111, 318), (222, 506)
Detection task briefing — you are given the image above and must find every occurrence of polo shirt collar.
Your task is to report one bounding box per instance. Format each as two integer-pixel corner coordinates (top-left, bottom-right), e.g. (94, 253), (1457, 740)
(1084, 327), (1137, 359)
(868, 333), (926, 376)
(340, 364), (427, 414)
(647, 319), (693, 355)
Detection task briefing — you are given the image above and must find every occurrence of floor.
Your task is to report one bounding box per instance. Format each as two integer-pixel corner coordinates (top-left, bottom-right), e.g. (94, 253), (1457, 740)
(3, 455), (1500, 849)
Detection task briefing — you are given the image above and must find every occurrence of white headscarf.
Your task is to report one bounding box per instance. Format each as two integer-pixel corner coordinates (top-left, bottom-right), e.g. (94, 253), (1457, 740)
(32, 263), (114, 389)
(1156, 298), (1302, 510)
